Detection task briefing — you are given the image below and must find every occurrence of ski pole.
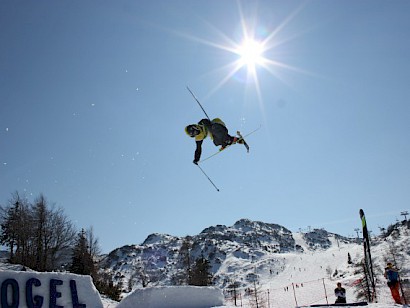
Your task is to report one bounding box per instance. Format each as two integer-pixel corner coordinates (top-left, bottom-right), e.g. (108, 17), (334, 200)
(196, 164), (220, 192)
(186, 86), (211, 121)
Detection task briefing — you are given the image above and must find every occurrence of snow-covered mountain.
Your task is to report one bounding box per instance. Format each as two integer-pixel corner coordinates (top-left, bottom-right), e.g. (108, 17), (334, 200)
(100, 219), (355, 289)
(0, 218), (408, 307)
(99, 218), (410, 306)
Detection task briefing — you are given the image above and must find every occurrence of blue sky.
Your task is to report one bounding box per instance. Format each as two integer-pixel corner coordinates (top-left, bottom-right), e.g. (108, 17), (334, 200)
(1, 0), (409, 253)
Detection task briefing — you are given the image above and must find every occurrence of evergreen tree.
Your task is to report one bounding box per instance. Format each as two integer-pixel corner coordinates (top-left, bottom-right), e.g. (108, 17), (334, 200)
(0, 197), (20, 260)
(70, 229), (95, 276)
(172, 237), (193, 285)
(32, 194), (48, 271)
(189, 256), (213, 286)
(0, 193), (33, 264)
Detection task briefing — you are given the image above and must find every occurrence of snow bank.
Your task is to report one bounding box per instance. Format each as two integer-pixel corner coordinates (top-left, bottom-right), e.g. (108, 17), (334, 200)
(0, 270), (103, 308)
(117, 286), (224, 308)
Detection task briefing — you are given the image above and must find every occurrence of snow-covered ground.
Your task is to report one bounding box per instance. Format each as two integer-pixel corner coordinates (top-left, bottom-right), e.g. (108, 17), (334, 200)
(2, 223), (408, 307)
(0, 242), (404, 308)
(98, 285), (403, 308)
(98, 233), (404, 307)
(117, 286), (224, 308)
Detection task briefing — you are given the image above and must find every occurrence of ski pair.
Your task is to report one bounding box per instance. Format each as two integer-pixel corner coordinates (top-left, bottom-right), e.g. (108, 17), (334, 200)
(220, 131), (249, 152)
(200, 126), (260, 163)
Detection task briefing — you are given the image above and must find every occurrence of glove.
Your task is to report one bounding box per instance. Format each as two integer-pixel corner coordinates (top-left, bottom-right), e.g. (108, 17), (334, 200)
(193, 160), (198, 165)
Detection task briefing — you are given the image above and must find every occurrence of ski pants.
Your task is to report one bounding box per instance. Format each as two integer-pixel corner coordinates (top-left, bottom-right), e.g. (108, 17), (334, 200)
(388, 282), (401, 304)
(211, 123), (232, 147)
(335, 297), (346, 304)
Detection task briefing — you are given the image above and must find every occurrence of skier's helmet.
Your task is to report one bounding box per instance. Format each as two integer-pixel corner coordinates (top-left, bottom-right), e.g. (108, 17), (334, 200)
(185, 125), (200, 137)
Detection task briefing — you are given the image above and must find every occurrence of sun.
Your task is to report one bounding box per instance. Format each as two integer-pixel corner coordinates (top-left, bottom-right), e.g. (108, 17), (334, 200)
(172, 2), (308, 101)
(236, 39), (265, 69)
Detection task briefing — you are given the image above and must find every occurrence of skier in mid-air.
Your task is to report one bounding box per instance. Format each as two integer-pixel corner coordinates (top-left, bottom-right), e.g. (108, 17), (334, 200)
(185, 118), (244, 164)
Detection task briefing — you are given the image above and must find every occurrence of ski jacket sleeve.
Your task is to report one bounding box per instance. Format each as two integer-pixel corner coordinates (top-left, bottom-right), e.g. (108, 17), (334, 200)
(194, 140), (203, 163)
(199, 118), (212, 128)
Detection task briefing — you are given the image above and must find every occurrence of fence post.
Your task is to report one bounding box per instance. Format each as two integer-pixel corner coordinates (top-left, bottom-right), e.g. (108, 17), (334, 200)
(322, 278), (329, 305)
(292, 283), (298, 307)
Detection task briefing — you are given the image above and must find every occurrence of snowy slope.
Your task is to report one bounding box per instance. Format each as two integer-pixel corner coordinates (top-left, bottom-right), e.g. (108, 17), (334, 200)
(99, 219), (410, 307)
(1, 219), (407, 307)
(103, 286), (403, 308)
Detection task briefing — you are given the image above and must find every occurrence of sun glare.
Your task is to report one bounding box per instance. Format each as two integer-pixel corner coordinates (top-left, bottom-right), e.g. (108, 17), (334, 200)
(175, 2), (307, 101)
(237, 39), (265, 68)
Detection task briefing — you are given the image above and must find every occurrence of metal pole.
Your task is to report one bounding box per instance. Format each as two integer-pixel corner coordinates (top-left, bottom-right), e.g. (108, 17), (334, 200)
(322, 278), (329, 305)
(196, 164), (220, 192)
(187, 86), (211, 121)
(267, 289), (270, 308)
(292, 283), (298, 307)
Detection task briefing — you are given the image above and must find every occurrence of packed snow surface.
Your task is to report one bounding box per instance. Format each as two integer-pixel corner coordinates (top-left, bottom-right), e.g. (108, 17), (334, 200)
(116, 286), (224, 308)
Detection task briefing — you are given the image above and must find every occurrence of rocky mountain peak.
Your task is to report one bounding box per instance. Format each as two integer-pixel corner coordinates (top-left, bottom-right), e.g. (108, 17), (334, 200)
(100, 219), (357, 291)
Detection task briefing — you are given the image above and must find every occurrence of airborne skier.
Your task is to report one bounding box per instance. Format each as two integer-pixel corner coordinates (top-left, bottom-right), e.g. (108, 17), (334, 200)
(185, 118), (244, 164)
(185, 87), (253, 191)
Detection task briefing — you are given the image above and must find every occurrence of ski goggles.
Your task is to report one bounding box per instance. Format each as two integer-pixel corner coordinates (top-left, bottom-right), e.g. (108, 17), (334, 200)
(187, 125), (200, 137)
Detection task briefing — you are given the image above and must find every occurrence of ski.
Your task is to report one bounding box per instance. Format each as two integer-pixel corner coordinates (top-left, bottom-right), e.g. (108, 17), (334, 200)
(236, 131), (249, 152)
(360, 209), (377, 303)
(199, 125), (261, 163)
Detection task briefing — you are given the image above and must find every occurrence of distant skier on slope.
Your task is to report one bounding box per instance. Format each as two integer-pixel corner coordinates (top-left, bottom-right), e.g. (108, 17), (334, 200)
(384, 262), (402, 304)
(185, 118), (244, 164)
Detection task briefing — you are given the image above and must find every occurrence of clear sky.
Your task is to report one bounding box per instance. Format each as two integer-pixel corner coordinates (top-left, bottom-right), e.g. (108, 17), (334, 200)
(1, 0), (409, 253)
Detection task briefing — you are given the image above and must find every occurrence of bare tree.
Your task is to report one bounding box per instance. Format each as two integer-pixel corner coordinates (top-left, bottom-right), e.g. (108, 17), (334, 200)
(326, 266), (333, 279)
(129, 258), (166, 289)
(47, 207), (76, 269)
(247, 276), (267, 308)
(0, 192), (77, 271)
(226, 281), (241, 306)
(134, 264), (151, 288)
(86, 226), (102, 259)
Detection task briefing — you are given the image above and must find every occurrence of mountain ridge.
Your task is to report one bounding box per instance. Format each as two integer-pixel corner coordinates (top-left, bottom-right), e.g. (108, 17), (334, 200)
(100, 218), (359, 291)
